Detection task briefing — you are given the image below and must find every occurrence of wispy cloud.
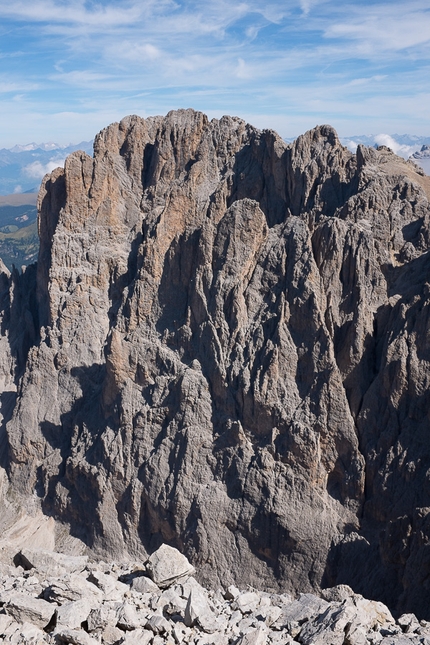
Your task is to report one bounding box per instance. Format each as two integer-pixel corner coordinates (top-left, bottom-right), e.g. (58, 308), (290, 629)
(0, 0), (148, 27)
(0, 0), (428, 146)
(324, 2), (430, 54)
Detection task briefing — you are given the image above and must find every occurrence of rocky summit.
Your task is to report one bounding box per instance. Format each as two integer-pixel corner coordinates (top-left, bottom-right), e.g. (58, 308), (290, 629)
(0, 109), (430, 622)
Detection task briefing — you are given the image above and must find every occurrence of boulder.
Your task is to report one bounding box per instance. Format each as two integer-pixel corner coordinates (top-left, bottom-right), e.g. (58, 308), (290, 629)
(236, 627), (269, 645)
(146, 545), (194, 589)
(56, 599), (92, 630)
(146, 613), (172, 634)
(116, 600), (142, 630)
(43, 574), (104, 604)
(87, 569), (128, 600)
(4, 592), (55, 629)
(184, 587), (219, 633)
(130, 574), (160, 594)
(119, 628), (154, 644)
(15, 549), (88, 576)
(54, 627), (101, 645)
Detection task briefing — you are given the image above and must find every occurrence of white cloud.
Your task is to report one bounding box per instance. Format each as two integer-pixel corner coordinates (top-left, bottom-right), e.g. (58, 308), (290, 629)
(323, 2), (430, 55)
(343, 139), (358, 153)
(0, 0), (149, 28)
(235, 58), (253, 80)
(24, 158), (65, 180)
(0, 80), (39, 93)
(13, 185), (22, 193)
(49, 70), (112, 87)
(373, 134), (421, 159)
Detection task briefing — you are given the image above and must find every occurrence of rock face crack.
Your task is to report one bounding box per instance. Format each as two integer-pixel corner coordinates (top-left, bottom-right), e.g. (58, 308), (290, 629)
(1, 109), (430, 617)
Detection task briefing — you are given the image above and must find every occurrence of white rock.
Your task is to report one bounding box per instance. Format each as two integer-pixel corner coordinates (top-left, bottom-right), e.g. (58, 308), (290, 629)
(86, 602), (120, 631)
(354, 597), (395, 629)
(56, 599), (93, 630)
(44, 574), (104, 604)
(146, 545), (194, 588)
(264, 605), (283, 626)
(16, 549), (88, 576)
(152, 635), (172, 645)
(53, 627), (100, 644)
(299, 602), (358, 645)
(184, 588), (219, 634)
(173, 622), (193, 644)
(275, 593), (329, 626)
(236, 626), (268, 645)
(398, 613), (421, 634)
(101, 624), (124, 645)
(155, 587), (187, 615)
(146, 612), (172, 634)
(225, 585), (240, 600)
(321, 584), (357, 603)
(233, 591), (261, 614)
(0, 613), (13, 633)
(87, 569), (128, 600)
(116, 600), (142, 630)
(131, 574), (160, 593)
(120, 628), (154, 644)
(4, 592), (56, 629)
(13, 620), (46, 642)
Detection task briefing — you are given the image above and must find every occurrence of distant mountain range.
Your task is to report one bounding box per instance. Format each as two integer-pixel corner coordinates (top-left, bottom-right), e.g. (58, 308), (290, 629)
(0, 140), (93, 195)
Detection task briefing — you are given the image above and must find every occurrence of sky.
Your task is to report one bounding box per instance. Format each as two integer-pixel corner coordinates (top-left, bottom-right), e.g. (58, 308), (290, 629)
(0, 0), (429, 147)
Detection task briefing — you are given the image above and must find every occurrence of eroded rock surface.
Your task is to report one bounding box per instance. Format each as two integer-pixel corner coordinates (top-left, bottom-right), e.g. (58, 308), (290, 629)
(1, 110), (430, 617)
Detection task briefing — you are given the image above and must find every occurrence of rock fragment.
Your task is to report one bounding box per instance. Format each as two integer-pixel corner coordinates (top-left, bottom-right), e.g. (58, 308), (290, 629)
(146, 545), (195, 589)
(4, 592), (56, 629)
(55, 599), (92, 629)
(54, 628), (100, 645)
(15, 549), (88, 576)
(184, 587), (219, 633)
(130, 574), (159, 594)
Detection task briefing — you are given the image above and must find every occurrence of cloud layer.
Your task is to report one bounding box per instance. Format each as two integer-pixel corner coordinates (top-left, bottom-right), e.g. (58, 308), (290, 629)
(0, 0), (428, 145)
(24, 158), (66, 180)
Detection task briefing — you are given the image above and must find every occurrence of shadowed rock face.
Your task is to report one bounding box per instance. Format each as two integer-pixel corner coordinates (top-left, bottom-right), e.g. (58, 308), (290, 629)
(1, 109), (430, 617)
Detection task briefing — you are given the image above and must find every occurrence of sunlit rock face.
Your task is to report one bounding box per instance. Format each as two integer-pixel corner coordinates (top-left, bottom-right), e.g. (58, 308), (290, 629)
(1, 109), (430, 617)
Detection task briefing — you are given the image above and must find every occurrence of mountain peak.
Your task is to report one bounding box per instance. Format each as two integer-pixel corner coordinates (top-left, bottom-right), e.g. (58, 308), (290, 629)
(0, 110), (430, 617)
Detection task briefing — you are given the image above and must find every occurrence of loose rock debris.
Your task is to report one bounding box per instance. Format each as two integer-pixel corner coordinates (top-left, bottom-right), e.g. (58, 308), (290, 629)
(0, 545), (429, 644)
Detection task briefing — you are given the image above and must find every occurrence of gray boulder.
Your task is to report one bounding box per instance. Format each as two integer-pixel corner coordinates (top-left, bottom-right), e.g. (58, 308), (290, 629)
(146, 544), (195, 589)
(4, 593), (55, 629)
(15, 549), (88, 577)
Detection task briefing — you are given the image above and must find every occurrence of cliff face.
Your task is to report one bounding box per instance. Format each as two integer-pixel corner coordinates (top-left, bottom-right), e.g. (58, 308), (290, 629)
(1, 110), (430, 616)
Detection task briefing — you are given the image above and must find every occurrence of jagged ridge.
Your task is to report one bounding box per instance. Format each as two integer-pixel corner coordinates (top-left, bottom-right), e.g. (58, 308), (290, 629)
(0, 110), (430, 618)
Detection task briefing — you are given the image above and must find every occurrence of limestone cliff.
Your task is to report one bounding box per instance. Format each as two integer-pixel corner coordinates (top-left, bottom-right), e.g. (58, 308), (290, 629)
(1, 110), (430, 617)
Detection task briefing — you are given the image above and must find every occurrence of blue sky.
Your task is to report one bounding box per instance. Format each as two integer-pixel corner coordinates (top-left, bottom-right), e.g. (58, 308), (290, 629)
(0, 0), (429, 147)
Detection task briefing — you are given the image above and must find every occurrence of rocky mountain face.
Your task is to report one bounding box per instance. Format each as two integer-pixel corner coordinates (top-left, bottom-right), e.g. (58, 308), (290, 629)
(1, 110), (430, 619)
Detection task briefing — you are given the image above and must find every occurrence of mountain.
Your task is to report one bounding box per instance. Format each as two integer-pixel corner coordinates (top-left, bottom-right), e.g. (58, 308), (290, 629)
(341, 134), (430, 148)
(340, 134), (430, 164)
(0, 193), (38, 270)
(0, 134), (428, 198)
(410, 145), (430, 176)
(0, 141), (93, 195)
(1, 110), (430, 619)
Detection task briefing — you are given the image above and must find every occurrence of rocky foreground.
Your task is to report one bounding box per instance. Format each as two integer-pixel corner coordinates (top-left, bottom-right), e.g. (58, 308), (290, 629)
(0, 544), (428, 645)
